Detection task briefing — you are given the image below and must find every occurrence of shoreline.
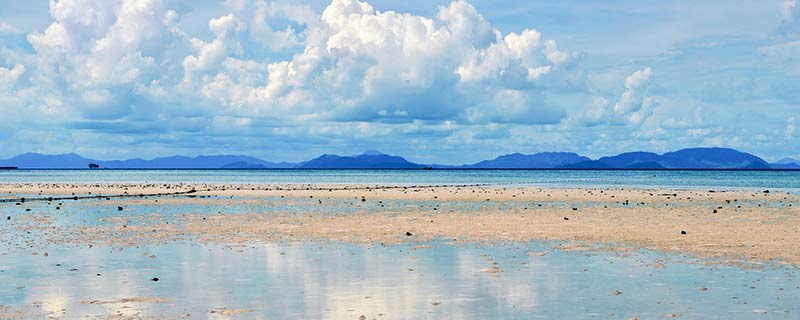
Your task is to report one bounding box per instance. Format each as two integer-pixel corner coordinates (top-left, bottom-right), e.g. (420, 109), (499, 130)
(2, 183), (799, 267)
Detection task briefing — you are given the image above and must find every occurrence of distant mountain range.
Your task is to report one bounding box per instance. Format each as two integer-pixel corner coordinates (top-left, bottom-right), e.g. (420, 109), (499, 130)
(459, 152), (590, 169)
(299, 152), (424, 169)
(562, 148), (772, 169)
(0, 153), (295, 169)
(0, 148), (797, 170)
(772, 158), (800, 169)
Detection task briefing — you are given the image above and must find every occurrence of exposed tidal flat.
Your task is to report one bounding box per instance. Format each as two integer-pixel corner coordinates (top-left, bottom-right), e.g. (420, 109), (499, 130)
(0, 180), (799, 318)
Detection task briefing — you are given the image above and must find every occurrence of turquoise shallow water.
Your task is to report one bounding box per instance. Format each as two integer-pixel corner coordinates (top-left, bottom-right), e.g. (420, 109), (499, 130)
(2, 169), (800, 190)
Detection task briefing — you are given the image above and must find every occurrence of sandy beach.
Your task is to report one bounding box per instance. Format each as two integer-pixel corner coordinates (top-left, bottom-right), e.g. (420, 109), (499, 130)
(2, 183), (798, 267)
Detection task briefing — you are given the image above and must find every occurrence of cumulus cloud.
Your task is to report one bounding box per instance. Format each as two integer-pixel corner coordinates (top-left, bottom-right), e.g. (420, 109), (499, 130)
(26, 0), (190, 119)
(608, 67), (656, 125)
(181, 13), (246, 90)
(788, 116), (797, 138)
(578, 67), (656, 126)
(614, 67), (653, 114)
(244, 0), (318, 50)
(4, 0), (584, 128)
(196, 0), (581, 123)
(0, 0), (598, 158)
(0, 64), (24, 91)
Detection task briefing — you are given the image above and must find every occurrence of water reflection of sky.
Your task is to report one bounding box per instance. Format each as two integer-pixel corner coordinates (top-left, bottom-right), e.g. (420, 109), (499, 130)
(1, 241), (797, 319)
(1, 185), (798, 318)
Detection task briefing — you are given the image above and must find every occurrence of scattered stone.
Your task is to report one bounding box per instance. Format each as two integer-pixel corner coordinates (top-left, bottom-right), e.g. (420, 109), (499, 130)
(681, 231), (687, 235)
(480, 266), (502, 274)
(405, 232), (413, 236)
(209, 308), (254, 316)
(613, 290), (622, 296)
(81, 297), (168, 305)
(117, 206), (123, 211)
(150, 277), (159, 282)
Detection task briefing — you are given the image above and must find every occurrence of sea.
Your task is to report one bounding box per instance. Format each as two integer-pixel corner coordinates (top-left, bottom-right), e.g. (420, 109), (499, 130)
(1, 169), (799, 191)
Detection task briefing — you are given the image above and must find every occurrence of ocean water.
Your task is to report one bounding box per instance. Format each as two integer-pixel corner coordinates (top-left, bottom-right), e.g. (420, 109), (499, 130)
(1, 169), (800, 191)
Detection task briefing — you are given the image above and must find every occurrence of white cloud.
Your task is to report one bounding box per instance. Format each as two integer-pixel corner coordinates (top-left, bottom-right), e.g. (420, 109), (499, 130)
(5, 0), (584, 127)
(0, 64), (25, 91)
(25, 0), (191, 119)
(0, 23), (21, 35)
(246, 0), (318, 50)
(577, 67), (656, 126)
(787, 116), (796, 138)
(614, 67), (653, 115)
(196, 0), (581, 123)
(578, 96), (609, 126)
(181, 14), (245, 89)
(612, 67), (655, 125)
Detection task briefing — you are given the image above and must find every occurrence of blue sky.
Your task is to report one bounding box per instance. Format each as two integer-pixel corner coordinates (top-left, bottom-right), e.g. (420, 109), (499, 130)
(0, 0), (798, 164)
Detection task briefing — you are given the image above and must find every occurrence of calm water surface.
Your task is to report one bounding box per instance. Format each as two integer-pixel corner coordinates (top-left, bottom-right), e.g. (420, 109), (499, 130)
(1, 171), (799, 318)
(2, 169), (800, 191)
(0, 241), (797, 319)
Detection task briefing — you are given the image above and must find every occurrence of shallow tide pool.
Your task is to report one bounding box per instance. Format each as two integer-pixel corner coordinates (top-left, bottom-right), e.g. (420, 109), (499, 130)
(1, 188), (798, 319)
(0, 240), (798, 319)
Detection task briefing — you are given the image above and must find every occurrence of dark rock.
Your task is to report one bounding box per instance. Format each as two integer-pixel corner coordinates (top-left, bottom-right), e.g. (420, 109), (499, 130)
(681, 230), (687, 235)
(151, 277), (159, 282)
(405, 232), (413, 236)
(117, 206), (123, 211)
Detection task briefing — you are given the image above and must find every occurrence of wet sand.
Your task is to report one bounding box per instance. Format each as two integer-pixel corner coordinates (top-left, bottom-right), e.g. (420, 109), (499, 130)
(2, 183), (798, 267)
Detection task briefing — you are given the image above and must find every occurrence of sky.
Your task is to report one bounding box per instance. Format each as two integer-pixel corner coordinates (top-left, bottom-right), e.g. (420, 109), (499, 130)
(0, 0), (798, 164)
